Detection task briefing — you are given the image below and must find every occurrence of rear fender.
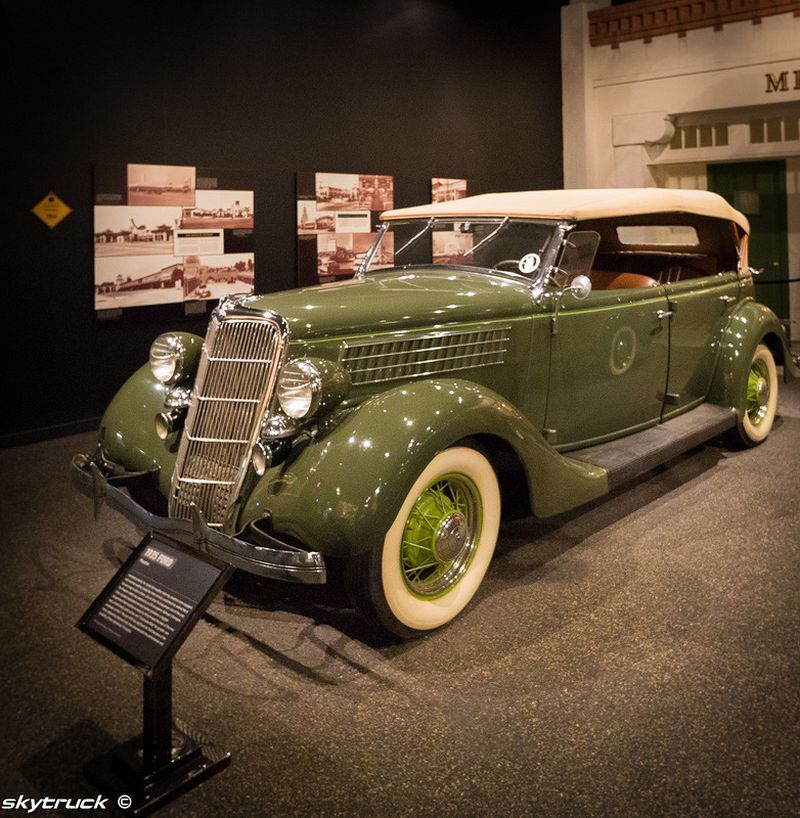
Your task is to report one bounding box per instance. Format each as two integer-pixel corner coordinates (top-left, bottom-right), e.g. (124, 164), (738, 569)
(708, 300), (797, 419)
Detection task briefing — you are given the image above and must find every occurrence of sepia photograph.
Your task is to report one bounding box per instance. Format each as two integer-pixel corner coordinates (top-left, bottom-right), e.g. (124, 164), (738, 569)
(94, 254), (185, 310)
(297, 199), (319, 234)
(353, 232), (394, 271)
(315, 172), (361, 212)
(127, 163), (196, 206)
(93, 206), (180, 257)
(432, 177), (468, 203)
(432, 229), (473, 265)
(358, 174), (394, 211)
(180, 190), (254, 229)
(183, 253), (255, 301)
(317, 233), (354, 281)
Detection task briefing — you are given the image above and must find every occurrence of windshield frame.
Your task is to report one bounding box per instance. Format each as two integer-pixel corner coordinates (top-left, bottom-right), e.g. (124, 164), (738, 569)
(356, 216), (569, 291)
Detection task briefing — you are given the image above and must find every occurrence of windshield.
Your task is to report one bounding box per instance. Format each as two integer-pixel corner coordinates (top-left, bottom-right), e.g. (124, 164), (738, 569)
(360, 218), (559, 280)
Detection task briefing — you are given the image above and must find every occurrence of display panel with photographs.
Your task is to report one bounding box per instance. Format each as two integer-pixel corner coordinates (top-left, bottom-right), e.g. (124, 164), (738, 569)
(430, 178), (479, 261)
(94, 163), (255, 313)
(296, 171), (394, 285)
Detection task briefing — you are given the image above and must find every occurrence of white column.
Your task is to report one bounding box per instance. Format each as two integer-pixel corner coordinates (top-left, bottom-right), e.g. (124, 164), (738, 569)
(561, 0), (608, 188)
(787, 157), (800, 347)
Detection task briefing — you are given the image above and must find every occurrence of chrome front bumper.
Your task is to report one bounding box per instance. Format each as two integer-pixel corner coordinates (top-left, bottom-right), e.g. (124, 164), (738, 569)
(71, 451), (326, 584)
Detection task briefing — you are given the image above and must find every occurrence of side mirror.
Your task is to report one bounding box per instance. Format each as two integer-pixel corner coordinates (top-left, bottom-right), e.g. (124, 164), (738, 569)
(569, 274), (592, 300)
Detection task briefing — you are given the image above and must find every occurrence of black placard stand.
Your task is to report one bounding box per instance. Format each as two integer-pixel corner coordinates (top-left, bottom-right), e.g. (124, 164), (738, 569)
(79, 535), (234, 815)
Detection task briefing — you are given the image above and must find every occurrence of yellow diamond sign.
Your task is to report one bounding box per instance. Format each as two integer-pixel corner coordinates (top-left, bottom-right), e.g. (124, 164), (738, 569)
(32, 192), (72, 229)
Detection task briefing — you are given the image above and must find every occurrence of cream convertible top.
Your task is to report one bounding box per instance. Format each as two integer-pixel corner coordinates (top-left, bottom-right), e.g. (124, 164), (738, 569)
(380, 188), (750, 234)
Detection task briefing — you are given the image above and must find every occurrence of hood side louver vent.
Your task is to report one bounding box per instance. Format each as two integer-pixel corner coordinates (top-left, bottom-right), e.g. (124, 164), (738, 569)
(342, 326), (510, 386)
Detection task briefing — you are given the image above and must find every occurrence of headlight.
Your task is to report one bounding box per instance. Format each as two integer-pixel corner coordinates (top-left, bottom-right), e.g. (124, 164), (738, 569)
(276, 357), (350, 421)
(277, 359), (322, 419)
(149, 334), (186, 385)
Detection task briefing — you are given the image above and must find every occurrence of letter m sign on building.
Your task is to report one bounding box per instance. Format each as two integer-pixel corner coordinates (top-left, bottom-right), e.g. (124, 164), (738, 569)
(765, 70), (800, 93)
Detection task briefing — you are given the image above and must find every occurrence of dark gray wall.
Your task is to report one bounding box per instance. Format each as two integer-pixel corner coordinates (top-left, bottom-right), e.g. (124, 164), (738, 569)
(3, 1), (566, 444)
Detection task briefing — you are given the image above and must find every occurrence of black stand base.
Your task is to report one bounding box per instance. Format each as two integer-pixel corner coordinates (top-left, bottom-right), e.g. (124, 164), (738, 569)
(84, 718), (230, 816)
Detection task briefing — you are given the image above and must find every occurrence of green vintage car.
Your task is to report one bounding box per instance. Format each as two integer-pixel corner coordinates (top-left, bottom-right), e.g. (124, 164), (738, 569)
(74, 189), (798, 638)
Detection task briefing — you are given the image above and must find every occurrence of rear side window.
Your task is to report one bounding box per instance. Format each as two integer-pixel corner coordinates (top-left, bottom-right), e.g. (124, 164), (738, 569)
(576, 214), (739, 289)
(616, 225), (699, 247)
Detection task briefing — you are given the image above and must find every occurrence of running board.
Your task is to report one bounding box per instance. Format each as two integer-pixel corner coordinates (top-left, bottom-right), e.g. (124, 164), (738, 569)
(567, 404), (736, 490)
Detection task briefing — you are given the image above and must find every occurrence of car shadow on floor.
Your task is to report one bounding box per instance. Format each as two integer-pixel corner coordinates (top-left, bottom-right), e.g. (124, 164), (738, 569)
(491, 441), (728, 578)
(183, 441), (731, 658)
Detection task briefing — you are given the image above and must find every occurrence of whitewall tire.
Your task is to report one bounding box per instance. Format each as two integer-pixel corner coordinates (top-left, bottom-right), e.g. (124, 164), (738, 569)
(732, 343), (778, 447)
(349, 445), (501, 639)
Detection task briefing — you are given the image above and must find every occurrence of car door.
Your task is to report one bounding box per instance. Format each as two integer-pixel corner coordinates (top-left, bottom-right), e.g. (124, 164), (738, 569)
(544, 282), (670, 450)
(662, 271), (740, 418)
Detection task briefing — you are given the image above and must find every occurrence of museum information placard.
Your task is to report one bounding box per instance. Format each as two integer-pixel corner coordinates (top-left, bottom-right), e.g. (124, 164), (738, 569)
(79, 537), (227, 671)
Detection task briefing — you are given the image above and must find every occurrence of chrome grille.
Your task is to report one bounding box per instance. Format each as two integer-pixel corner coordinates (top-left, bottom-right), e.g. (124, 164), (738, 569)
(169, 312), (286, 528)
(342, 326), (510, 386)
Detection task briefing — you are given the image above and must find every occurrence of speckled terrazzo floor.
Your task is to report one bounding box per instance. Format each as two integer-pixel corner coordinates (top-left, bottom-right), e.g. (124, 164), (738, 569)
(1, 380), (798, 817)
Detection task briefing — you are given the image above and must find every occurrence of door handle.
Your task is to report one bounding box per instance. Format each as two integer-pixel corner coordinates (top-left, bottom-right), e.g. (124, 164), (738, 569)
(656, 309), (673, 320)
(719, 295), (737, 303)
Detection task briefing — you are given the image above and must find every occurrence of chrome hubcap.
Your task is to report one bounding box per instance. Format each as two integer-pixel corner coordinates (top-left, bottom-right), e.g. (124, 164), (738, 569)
(746, 359), (771, 425)
(434, 512), (468, 562)
(757, 378), (769, 407)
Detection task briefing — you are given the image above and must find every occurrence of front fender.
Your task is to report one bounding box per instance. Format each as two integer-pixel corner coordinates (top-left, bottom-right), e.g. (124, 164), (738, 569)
(241, 378), (608, 557)
(99, 333), (203, 496)
(708, 300), (797, 419)
(100, 364), (178, 497)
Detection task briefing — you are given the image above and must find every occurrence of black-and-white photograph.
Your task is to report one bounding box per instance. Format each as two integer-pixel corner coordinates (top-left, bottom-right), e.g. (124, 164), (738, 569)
(432, 177), (468, 203)
(315, 173), (361, 212)
(127, 163), (196, 206)
(180, 190), (254, 229)
(432, 229), (473, 265)
(183, 253), (255, 301)
(358, 174), (394, 211)
(317, 233), (354, 281)
(94, 254), (185, 310)
(93, 206), (180, 257)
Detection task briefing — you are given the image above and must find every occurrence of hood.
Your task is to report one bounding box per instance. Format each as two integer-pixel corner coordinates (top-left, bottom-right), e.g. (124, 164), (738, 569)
(243, 267), (534, 340)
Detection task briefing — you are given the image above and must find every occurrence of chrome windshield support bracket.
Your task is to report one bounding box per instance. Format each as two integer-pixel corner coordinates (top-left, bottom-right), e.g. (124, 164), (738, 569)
(356, 221), (389, 278)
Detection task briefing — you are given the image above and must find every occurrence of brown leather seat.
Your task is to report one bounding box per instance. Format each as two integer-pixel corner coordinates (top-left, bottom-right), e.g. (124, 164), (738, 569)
(590, 270), (659, 290)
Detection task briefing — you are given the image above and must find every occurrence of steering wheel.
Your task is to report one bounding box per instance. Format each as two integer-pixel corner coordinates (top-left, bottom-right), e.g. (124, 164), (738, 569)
(492, 259), (521, 272)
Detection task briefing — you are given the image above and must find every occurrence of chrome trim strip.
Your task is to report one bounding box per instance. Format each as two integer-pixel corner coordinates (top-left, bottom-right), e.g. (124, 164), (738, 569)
(178, 476), (236, 486)
(343, 336), (509, 362)
(186, 435), (251, 444)
(197, 396), (260, 404)
(342, 325), (511, 347)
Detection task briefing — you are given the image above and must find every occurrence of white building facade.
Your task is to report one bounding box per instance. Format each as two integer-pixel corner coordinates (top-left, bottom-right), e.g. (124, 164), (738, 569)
(562, 0), (800, 339)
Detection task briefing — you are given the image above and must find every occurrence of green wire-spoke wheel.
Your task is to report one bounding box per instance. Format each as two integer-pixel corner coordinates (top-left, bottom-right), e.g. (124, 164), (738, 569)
(729, 343), (778, 448)
(400, 473), (482, 599)
(348, 446), (501, 639)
